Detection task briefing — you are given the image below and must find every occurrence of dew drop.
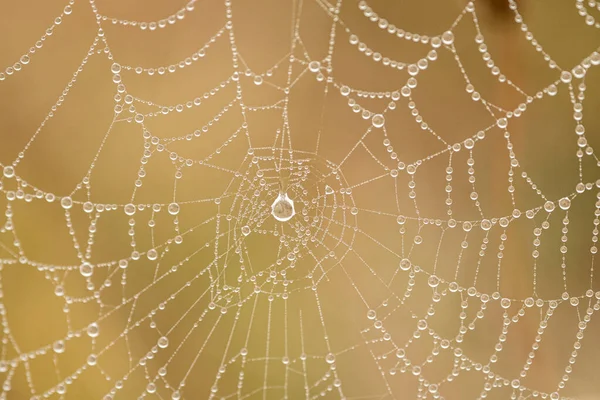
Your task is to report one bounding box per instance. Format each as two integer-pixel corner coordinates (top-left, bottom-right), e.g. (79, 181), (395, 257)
(124, 203), (136, 216)
(80, 262), (93, 277)
(168, 203), (180, 215)
(146, 383), (156, 394)
(147, 249), (158, 260)
(111, 63), (121, 74)
(158, 336), (169, 349)
(82, 202), (94, 213)
(61, 197), (73, 209)
(87, 322), (100, 338)
(367, 309), (377, 320)
(399, 258), (411, 271)
(53, 340), (65, 354)
(241, 225), (251, 236)
(271, 193), (295, 222)
(524, 297), (535, 307)
(558, 197), (571, 210)
(500, 298), (511, 309)
(372, 114), (385, 128)
(480, 219), (492, 231)
(87, 354), (97, 366)
(3, 166), (14, 178)
(427, 275), (439, 287)
(441, 31), (455, 45)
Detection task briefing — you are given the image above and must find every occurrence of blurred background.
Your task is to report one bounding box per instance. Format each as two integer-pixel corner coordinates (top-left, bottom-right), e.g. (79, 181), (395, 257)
(0, 0), (599, 399)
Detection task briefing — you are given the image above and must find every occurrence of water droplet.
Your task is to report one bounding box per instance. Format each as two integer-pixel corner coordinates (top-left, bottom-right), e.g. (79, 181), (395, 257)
(3, 166), (14, 178)
(241, 225), (251, 236)
(61, 197), (73, 209)
(325, 353), (336, 364)
(462, 221), (472, 232)
(80, 262), (93, 277)
(325, 185), (334, 195)
(544, 201), (555, 212)
(372, 114), (385, 128)
(399, 258), (411, 271)
(53, 340), (65, 353)
(83, 202), (94, 213)
(480, 219), (492, 231)
(441, 31), (454, 45)
(168, 203), (180, 215)
(570, 297), (579, 306)
(87, 354), (97, 366)
(147, 249), (158, 260)
(524, 297), (535, 307)
(158, 336), (169, 349)
(308, 61), (321, 72)
(559, 197), (571, 210)
(427, 275), (439, 287)
(271, 193), (295, 222)
(146, 382), (156, 393)
(87, 322), (100, 338)
(253, 75), (263, 85)
(124, 203), (136, 216)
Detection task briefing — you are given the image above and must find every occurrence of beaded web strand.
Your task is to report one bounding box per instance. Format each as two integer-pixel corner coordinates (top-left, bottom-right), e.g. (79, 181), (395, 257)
(0, 0), (600, 399)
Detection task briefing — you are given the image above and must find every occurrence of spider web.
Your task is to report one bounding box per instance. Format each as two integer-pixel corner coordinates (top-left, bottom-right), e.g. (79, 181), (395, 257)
(0, 0), (600, 399)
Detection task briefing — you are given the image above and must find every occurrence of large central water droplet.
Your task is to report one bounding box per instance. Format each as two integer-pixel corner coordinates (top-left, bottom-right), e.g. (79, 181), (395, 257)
(271, 193), (295, 222)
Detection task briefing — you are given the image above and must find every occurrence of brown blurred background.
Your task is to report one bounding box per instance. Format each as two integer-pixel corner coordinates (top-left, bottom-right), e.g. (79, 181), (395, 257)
(0, 0), (600, 399)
